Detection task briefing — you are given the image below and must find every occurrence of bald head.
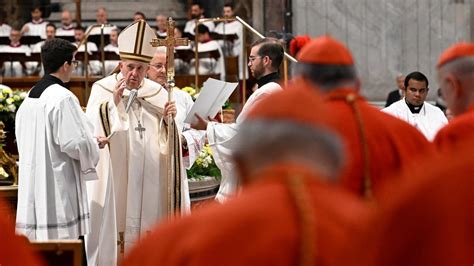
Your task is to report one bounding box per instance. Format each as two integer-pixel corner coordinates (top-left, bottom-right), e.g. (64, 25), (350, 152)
(233, 119), (344, 184)
(437, 57), (474, 116)
(61, 10), (73, 27)
(156, 14), (167, 32)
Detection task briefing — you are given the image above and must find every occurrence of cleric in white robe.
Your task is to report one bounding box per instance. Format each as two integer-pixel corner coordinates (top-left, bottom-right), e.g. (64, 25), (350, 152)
(21, 6), (48, 39)
(213, 3), (244, 79)
(85, 20), (188, 266)
(192, 38), (284, 202)
(0, 29), (31, 77)
(189, 24), (225, 80)
(382, 71), (448, 141)
(15, 38), (100, 241)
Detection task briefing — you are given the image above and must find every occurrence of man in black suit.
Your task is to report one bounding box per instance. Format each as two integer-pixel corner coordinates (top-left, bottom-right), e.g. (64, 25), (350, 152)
(385, 74), (405, 107)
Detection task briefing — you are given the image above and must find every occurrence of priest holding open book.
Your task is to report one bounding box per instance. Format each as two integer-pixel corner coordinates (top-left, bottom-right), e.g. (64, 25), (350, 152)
(84, 20), (188, 265)
(191, 38), (284, 202)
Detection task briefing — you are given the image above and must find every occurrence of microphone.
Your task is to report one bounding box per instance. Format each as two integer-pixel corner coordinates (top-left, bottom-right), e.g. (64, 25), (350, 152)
(125, 89), (138, 113)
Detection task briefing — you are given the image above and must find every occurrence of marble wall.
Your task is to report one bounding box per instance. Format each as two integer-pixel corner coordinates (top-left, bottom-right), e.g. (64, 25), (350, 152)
(293, 0), (473, 100)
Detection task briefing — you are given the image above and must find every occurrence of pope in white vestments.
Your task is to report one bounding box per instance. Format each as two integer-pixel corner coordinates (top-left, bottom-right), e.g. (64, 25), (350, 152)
(85, 20), (189, 266)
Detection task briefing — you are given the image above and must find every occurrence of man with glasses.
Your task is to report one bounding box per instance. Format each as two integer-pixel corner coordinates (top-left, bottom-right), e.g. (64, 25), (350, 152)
(191, 38), (284, 202)
(15, 38), (103, 246)
(383, 71), (448, 141)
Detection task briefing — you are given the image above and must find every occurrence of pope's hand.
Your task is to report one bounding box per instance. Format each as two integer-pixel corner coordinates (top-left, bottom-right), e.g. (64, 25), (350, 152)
(96, 136), (109, 149)
(113, 76), (128, 106)
(164, 101), (177, 119)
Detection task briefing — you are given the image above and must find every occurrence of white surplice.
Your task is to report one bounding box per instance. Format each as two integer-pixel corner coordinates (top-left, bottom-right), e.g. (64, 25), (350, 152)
(15, 81), (99, 240)
(103, 44), (120, 75)
(85, 73), (190, 266)
(74, 42), (101, 76)
(207, 81), (283, 202)
(189, 40), (225, 80)
(184, 19), (215, 35)
(0, 23), (12, 37)
(382, 99), (448, 141)
(213, 21), (244, 79)
(22, 20), (48, 39)
(0, 44), (31, 76)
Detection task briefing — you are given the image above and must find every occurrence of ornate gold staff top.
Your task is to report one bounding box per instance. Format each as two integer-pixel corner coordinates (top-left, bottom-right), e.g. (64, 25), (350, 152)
(150, 18), (190, 216)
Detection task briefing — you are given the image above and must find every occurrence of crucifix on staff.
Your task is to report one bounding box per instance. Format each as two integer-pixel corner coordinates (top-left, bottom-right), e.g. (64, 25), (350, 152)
(150, 17), (190, 215)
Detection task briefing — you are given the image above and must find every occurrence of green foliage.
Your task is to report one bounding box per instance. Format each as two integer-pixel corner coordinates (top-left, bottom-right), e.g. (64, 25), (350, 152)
(186, 144), (221, 181)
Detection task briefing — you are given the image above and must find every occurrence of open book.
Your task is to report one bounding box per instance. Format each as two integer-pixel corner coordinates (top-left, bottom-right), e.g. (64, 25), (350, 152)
(184, 78), (239, 125)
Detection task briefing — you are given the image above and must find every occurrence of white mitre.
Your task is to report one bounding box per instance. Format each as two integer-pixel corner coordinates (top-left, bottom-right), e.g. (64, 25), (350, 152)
(118, 19), (156, 63)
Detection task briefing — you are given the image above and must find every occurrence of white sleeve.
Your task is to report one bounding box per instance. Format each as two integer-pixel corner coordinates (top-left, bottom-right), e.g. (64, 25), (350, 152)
(52, 96), (100, 181)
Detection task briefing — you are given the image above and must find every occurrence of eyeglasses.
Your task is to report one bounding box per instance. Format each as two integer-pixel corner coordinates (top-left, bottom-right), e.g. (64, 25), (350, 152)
(149, 63), (165, 70)
(248, 56), (261, 62)
(70, 60), (79, 68)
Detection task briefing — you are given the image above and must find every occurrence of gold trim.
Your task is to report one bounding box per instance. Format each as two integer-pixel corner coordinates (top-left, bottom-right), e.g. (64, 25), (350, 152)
(120, 52), (152, 63)
(136, 20), (145, 55)
(100, 102), (111, 137)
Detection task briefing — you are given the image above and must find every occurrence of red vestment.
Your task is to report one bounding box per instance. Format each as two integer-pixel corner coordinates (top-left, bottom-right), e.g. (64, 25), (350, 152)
(122, 164), (370, 266)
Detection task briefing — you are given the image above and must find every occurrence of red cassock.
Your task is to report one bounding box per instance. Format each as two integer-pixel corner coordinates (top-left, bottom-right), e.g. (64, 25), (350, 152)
(320, 88), (434, 199)
(0, 199), (43, 266)
(121, 164), (370, 266)
(433, 105), (474, 152)
(358, 141), (474, 266)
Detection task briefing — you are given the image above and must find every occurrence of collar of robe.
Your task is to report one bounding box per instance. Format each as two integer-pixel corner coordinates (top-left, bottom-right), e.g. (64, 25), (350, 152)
(31, 19), (44, 24)
(256, 72), (281, 88)
(29, 74), (67, 98)
(9, 42), (21, 48)
(405, 100), (423, 114)
(62, 24), (74, 30)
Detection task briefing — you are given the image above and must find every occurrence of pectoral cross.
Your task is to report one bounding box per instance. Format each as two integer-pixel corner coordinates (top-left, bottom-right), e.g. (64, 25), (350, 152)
(135, 121), (145, 139)
(117, 232), (125, 254)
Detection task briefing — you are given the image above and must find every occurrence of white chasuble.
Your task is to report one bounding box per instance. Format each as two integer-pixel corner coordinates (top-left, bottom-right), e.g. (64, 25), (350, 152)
(85, 73), (189, 266)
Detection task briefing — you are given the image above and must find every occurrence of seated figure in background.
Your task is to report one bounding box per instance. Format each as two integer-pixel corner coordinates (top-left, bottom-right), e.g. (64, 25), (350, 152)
(189, 24), (225, 80)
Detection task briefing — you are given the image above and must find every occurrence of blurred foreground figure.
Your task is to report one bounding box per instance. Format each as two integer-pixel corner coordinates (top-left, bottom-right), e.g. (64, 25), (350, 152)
(122, 81), (371, 266)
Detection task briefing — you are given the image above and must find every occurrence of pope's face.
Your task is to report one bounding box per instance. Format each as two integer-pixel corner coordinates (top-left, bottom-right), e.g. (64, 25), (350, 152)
(120, 60), (149, 89)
